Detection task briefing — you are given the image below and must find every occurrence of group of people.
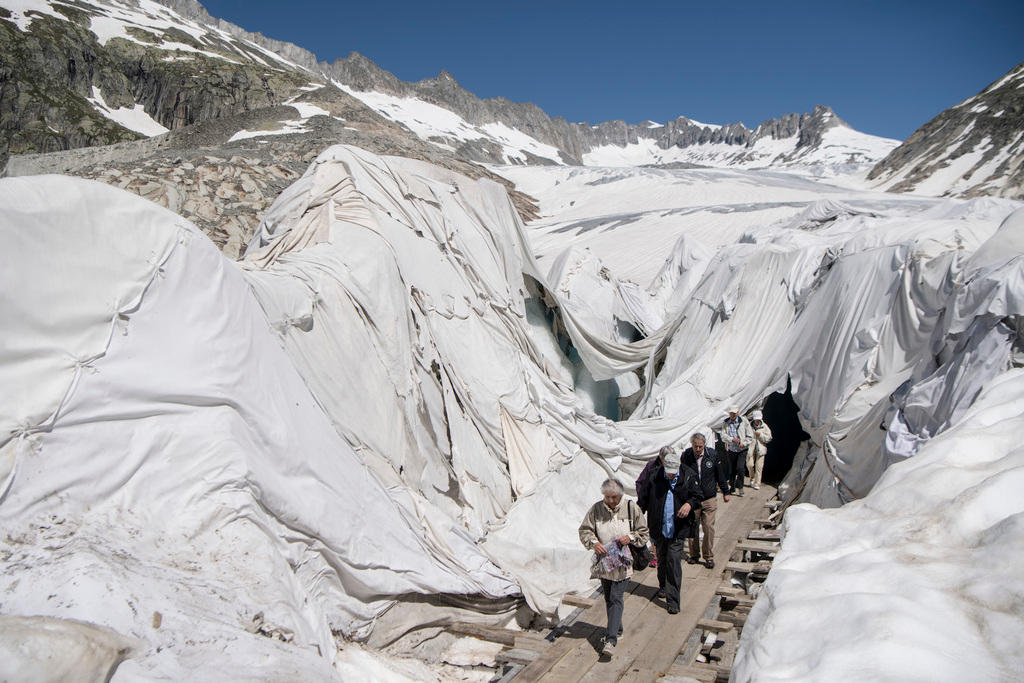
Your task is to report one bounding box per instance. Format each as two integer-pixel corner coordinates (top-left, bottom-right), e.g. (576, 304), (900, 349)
(721, 406), (773, 494)
(578, 407), (772, 658)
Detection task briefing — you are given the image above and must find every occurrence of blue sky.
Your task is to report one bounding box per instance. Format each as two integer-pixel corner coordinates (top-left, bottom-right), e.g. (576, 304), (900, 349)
(201, 0), (1022, 141)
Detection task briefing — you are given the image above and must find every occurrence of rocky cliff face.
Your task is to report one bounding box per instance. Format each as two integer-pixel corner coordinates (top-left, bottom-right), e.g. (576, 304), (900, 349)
(153, 0), (322, 72)
(0, 0), (314, 163)
(0, 8), (142, 158)
(868, 62), (1024, 200)
(4, 82), (540, 254)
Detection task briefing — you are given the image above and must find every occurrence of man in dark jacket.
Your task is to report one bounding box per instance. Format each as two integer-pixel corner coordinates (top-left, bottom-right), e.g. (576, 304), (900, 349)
(681, 432), (730, 568)
(637, 449), (702, 614)
(635, 446), (670, 512)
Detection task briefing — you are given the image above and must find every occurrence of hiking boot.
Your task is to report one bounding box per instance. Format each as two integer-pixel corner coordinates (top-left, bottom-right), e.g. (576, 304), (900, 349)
(601, 639), (615, 658)
(667, 605), (679, 614)
(752, 485), (761, 490)
(705, 559), (715, 569)
(686, 556), (700, 564)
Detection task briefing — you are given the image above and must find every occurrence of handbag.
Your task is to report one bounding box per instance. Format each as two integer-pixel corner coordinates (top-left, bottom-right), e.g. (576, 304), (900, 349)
(627, 500), (653, 571)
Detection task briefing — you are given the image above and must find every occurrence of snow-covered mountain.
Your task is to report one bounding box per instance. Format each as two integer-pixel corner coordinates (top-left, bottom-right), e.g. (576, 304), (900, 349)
(0, 0), (897, 176)
(868, 61), (1024, 200)
(319, 51), (899, 172)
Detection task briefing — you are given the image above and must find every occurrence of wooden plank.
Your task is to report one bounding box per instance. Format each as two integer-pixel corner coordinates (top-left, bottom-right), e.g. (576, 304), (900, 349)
(725, 560), (771, 574)
(713, 628), (739, 679)
(696, 618), (734, 633)
(717, 612), (748, 627)
(448, 622), (546, 647)
(735, 540), (779, 554)
(665, 663), (718, 682)
(714, 585), (743, 597)
(698, 631), (718, 658)
(493, 662), (525, 683)
(719, 595), (756, 609)
(752, 518), (776, 527)
(515, 635), (549, 650)
(561, 594), (597, 609)
(514, 635), (582, 683)
(748, 529), (781, 541)
(496, 648), (540, 666)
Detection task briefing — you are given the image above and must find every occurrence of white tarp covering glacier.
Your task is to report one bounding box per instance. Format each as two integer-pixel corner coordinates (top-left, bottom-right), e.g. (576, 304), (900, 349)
(2, 145), (1023, 679)
(0, 173), (524, 679)
(734, 367), (1024, 682)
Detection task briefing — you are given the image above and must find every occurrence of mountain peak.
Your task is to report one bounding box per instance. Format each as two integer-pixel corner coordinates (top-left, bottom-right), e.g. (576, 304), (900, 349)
(868, 61), (1024, 199)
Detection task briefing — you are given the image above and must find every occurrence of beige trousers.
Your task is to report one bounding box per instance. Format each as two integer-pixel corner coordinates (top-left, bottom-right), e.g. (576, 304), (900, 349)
(747, 450), (765, 487)
(688, 496), (718, 561)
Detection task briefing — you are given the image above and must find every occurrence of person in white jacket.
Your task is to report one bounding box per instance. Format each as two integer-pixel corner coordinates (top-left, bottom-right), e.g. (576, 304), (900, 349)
(746, 410), (773, 490)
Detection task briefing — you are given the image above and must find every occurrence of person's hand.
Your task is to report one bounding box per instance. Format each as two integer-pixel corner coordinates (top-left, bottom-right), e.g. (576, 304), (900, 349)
(594, 542), (607, 555)
(732, 437), (741, 444)
(723, 495), (730, 503)
(676, 502), (691, 518)
(617, 535), (632, 546)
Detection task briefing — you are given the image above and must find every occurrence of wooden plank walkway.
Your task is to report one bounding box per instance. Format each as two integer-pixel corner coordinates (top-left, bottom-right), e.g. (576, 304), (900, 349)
(512, 484), (778, 683)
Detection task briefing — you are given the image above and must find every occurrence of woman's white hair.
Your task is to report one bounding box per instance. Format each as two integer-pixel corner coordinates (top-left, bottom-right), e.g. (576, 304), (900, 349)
(600, 478), (625, 495)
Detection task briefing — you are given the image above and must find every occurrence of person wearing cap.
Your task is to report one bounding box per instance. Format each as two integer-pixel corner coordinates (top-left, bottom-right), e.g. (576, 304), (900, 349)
(682, 432), (730, 568)
(717, 405), (753, 495)
(747, 410), (772, 490)
(635, 446), (671, 512)
(637, 448), (702, 615)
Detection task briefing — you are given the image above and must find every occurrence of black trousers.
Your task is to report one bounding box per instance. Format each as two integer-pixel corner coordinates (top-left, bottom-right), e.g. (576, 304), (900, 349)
(726, 449), (746, 490)
(653, 536), (685, 610)
(600, 578), (626, 644)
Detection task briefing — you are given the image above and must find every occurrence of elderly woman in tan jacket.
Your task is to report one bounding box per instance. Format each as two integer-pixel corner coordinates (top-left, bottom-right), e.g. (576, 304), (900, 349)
(579, 478), (649, 658)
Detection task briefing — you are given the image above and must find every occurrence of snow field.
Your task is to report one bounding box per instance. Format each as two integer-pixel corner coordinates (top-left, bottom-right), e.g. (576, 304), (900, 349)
(86, 86), (169, 137)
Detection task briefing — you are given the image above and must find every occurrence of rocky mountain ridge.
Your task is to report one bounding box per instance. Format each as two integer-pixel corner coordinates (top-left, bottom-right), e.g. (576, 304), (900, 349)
(322, 50), (887, 169)
(868, 61), (1024, 200)
(0, 0), (895, 173)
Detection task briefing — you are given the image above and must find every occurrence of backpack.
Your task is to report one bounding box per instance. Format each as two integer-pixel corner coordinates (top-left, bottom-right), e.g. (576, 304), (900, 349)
(627, 500), (653, 571)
